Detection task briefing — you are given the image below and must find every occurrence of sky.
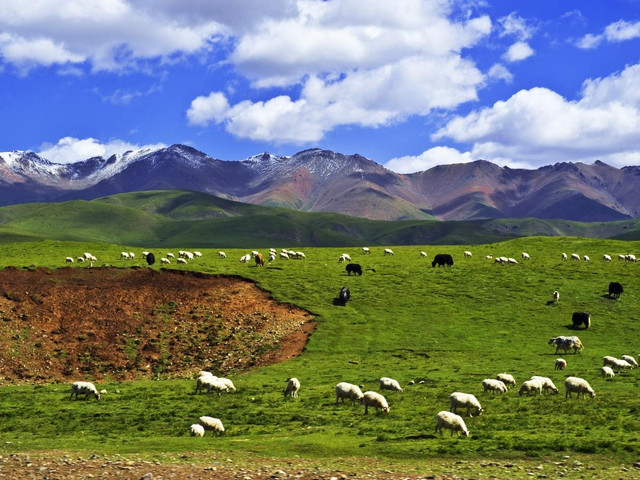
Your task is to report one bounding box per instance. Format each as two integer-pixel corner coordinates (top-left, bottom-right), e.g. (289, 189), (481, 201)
(1, 0), (640, 173)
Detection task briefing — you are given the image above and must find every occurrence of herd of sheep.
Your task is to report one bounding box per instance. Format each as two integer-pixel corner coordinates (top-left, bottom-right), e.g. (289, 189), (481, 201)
(62, 244), (638, 440)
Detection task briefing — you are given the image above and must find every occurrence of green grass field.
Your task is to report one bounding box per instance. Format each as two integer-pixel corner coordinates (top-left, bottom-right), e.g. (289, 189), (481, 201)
(0, 237), (639, 478)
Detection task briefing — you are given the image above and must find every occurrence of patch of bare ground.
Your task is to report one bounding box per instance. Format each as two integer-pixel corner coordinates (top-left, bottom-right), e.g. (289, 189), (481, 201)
(0, 266), (314, 383)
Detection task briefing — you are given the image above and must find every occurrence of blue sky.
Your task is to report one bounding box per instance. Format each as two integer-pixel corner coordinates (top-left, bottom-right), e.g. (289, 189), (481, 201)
(1, 0), (640, 173)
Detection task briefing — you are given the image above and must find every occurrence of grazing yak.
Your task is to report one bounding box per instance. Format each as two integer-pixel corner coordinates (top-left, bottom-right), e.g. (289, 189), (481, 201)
(345, 263), (363, 275)
(339, 286), (350, 305)
(255, 253), (265, 267)
(608, 282), (623, 299)
(432, 253), (454, 267)
(572, 312), (591, 329)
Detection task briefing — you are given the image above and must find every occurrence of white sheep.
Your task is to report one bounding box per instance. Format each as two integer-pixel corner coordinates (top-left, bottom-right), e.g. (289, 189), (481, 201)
(379, 377), (403, 392)
(335, 382), (364, 405)
(553, 291), (560, 302)
(482, 378), (507, 394)
(464, 250), (472, 258)
(434, 411), (469, 437)
(507, 257), (518, 264)
(160, 257), (171, 264)
(562, 252), (568, 260)
(218, 251), (226, 259)
(603, 254), (612, 261)
(601, 366), (615, 378)
(486, 255), (493, 259)
(626, 254), (636, 262)
(120, 251), (130, 260)
(449, 392), (483, 417)
(521, 252), (530, 260)
(129, 252), (135, 259)
(77, 257), (85, 262)
(518, 379), (543, 396)
(602, 355), (618, 367)
(177, 258), (187, 264)
(420, 251), (427, 257)
(239, 254), (251, 263)
(190, 424), (205, 437)
(496, 373), (516, 389)
(280, 252), (290, 260)
(69, 381), (100, 401)
(530, 376), (559, 394)
(195, 375), (228, 395)
(362, 391), (390, 414)
(194, 251), (203, 258)
(284, 377), (300, 398)
(198, 416), (225, 436)
(166, 252), (175, 259)
(65, 257), (74, 263)
(564, 376), (595, 398)
(611, 358), (633, 371)
(583, 255), (590, 262)
(383, 248), (394, 256)
(338, 253), (351, 262)
(620, 355), (638, 368)
(570, 253), (580, 260)
(554, 358), (567, 370)
(362, 247), (371, 254)
(618, 254), (626, 261)
(217, 377), (236, 392)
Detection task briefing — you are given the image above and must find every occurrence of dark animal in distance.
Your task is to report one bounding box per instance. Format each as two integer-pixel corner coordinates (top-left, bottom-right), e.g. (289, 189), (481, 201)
(608, 281), (623, 299)
(339, 286), (350, 305)
(345, 263), (362, 275)
(572, 312), (591, 329)
(432, 253), (454, 267)
(146, 252), (155, 266)
(255, 253), (264, 267)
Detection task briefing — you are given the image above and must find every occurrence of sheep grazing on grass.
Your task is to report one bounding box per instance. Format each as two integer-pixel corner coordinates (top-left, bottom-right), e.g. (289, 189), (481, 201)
(434, 411), (469, 437)
(482, 379), (507, 394)
(449, 392), (483, 417)
(464, 251), (472, 258)
(564, 377), (595, 399)
(284, 377), (300, 398)
(65, 257), (74, 263)
(384, 248), (394, 256)
(379, 377), (403, 392)
(420, 251), (427, 257)
(530, 376), (559, 395)
(519, 379), (543, 396)
(160, 257), (171, 264)
(190, 424), (205, 437)
(621, 355), (638, 368)
(195, 375), (228, 395)
(555, 358), (567, 370)
(603, 254), (612, 261)
(218, 251), (226, 259)
(362, 247), (371, 254)
(521, 252), (530, 260)
(553, 291), (560, 302)
(69, 381), (100, 401)
(217, 377), (236, 392)
(548, 336), (583, 354)
(362, 391), (390, 414)
(335, 382), (364, 405)
(601, 366), (615, 379)
(562, 252), (567, 260)
(496, 373), (516, 389)
(198, 416), (225, 436)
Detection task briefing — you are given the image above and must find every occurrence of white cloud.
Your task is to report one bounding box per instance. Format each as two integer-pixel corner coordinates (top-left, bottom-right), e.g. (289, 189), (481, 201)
(503, 41), (534, 63)
(187, 92), (230, 126)
(577, 19), (640, 49)
(433, 63), (640, 168)
(498, 12), (534, 40)
(385, 146), (474, 173)
(487, 63), (513, 83)
(37, 137), (165, 164)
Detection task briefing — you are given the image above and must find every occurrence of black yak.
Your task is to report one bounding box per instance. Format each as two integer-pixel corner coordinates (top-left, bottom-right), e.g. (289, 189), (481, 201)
(572, 312), (591, 329)
(608, 282), (623, 299)
(339, 286), (350, 305)
(432, 253), (454, 267)
(345, 263), (362, 275)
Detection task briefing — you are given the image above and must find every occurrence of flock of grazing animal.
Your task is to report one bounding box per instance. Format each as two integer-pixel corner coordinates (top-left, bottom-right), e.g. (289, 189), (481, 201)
(63, 245), (638, 439)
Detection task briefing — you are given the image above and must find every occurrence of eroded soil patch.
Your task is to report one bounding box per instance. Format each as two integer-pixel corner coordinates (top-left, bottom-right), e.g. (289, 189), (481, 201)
(0, 267), (314, 383)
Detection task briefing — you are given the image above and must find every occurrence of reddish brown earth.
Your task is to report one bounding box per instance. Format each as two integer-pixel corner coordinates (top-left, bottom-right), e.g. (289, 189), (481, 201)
(0, 266), (315, 384)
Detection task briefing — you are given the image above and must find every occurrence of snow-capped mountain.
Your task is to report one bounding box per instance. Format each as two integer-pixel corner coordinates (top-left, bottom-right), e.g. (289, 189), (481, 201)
(1, 144), (640, 222)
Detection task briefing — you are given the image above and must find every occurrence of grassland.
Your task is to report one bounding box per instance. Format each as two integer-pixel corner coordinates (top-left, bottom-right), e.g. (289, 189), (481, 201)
(0, 237), (639, 478)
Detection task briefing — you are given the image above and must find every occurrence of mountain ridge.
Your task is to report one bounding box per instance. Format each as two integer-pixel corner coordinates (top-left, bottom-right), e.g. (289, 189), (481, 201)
(1, 144), (639, 222)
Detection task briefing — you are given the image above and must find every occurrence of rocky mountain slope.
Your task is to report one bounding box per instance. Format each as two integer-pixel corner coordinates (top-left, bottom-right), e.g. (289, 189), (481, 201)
(2, 144), (639, 221)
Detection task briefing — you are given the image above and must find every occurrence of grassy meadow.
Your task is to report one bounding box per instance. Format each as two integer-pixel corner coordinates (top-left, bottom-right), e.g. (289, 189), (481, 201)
(0, 237), (639, 477)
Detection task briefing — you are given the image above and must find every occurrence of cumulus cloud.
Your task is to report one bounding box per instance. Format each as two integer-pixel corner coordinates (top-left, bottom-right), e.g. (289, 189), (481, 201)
(487, 63), (513, 83)
(498, 12), (534, 40)
(37, 137), (165, 164)
(577, 19), (640, 49)
(385, 146), (474, 173)
(503, 41), (534, 62)
(433, 62), (640, 168)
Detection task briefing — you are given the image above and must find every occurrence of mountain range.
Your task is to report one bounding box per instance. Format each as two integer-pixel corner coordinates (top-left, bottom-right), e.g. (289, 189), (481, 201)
(2, 144), (639, 222)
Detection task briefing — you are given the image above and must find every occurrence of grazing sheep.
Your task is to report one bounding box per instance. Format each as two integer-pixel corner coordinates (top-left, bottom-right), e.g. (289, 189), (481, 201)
(570, 253), (580, 260)
(555, 358), (567, 370)
(69, 381), (100, 401)
(190, 424), (205, 437)
(339, 286), (350, 305)
(449, 392), (483, 417)
(583, 255), (590, 262)
(284, 377), (300, 398)
(198, 416), (225, 436)
(507, 257), (518, 264)
(65, 257), (74, 263)
(518, 379), (543, 396)
(601, 366), (615, 378)
(608, 282), (623, 299)
(496, 373), (516, 389)
(177, 258), (187, 264)
(420, 251), (427, 257)
(618, 254), (626, 261)
(626, 254), (636, 262)
(379, 377), (403, 392)
(434, 411), (469, 437)
(548, 336), (583, 354)
(160, 257), (170, 264)
(362, 247), (371, 254)
(195, 375), (228, 395)
(218, 251), (226, 258)
(77, 257), (84, 262)
(486, 255), (493, 259)
(217, 377), (236, 392)
(564, 377), (595, 399)
(120, 251), (130, 260)
(335, 382), (364, 405)
(603, 356), (619, 368)
(362, 391), (390, 414)
(338, 253), (352, 262)
(572, 312), (591, 329)
(562, 252), (567, 260)
(482, 378), (507, 394)
(464, 250), (472, 258)
(603, 254), (612, 261)
(553, 291), (560, 302)
(530, 376), (559, 395)
(611, 358), (633, 372)
(280, 252), (290, 260)
(384, 248), (394, 256)
(521, 252), (530, 260)
(621, 355), (638, 368)
(194, 251), (202, 258)
(239, 253), (251, 263)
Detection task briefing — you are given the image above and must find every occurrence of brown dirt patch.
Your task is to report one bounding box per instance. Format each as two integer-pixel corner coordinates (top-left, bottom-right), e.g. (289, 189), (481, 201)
(0, 266), (314, 384)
